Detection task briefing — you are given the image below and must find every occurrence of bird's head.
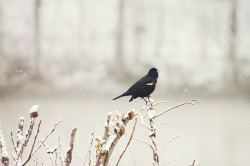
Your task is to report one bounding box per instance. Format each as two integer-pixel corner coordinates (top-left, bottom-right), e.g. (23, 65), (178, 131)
(148, 68), (158, 79)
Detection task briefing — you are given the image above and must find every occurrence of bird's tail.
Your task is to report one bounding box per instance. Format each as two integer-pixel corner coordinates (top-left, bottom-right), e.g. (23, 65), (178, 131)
(112, 92), (129, 100)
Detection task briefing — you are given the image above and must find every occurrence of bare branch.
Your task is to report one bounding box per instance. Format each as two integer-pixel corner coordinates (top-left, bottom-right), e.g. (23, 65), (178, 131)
(76, 150), (86, 166)
(96, 110), (135, 166)
(16, 117), (24, 148)
(153, 100), (198, 119)
(153, 101), (167, 106)
(22, 120), (42, 166)
(88, 125), (94, 166)
(16, 105), (39, 164)
(125, 133), (151, 147)
(75, 131), (86, 166)
(189, 159), (198, 166)
(116, 118), (137, 166)
(158, 135), (180, 152)
(32, 119), (62, 156)
(65, 128), (77, 166)
(0, 121), (9, 166)
(138, 113), (151, 130)
(10, 131), (17, 153)
(58, 136), (64, 166)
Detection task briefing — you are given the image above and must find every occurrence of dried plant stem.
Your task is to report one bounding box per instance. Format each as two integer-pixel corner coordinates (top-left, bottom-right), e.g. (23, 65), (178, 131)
(10, 131), (17, 153)
(65, 128), (77, 166)
(153, 100), (197, 119)
(58, 136), (64, 166)
(158, 135), (180, 152)
(116, 118), (137, 166)
(32, 119), (62, 156)
(88, 126), (94, 166)
(22, 120), (42, 166)
(96, 110), (135, 166)
(0, 121), (9, 166)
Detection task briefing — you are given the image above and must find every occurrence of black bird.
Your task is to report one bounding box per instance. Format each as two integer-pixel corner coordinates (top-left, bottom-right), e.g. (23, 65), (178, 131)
(113, 68), (158, 103)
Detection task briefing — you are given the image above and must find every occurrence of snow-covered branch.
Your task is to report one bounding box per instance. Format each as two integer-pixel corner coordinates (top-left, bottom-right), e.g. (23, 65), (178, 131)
(64, 128), (77, 166)
(21, 120), (42, 166)
(14, 105), (39, 165)
(153, 100), (198, 119)
(137, 98), (197, 166)
(189, 158), (199, 166)
(96, 110), (135, 166)
(0, 121), (9, 166)
(32, 119), (62, 156)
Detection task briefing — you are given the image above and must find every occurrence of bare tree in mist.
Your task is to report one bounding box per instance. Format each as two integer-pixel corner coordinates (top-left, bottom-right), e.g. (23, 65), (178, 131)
(154, 0), (165, 58)
(227, 0), (239, 87)
(114, 0), (126, 77)
(33, 0), (43, 82)
(132, 0), (144, 64)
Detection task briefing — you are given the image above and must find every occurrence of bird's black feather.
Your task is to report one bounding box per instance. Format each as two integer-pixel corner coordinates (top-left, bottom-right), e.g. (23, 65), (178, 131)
(113, 68), (158, 102)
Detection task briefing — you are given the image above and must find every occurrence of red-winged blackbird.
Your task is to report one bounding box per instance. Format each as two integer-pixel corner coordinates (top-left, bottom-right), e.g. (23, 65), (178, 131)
(113, 68), (158, 103)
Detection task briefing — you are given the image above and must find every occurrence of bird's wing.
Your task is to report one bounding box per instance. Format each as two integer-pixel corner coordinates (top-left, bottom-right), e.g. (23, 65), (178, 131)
(126, 76), (153, 92)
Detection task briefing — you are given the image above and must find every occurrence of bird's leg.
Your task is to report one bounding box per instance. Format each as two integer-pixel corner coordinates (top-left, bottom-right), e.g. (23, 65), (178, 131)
(142, 97), (148, 105)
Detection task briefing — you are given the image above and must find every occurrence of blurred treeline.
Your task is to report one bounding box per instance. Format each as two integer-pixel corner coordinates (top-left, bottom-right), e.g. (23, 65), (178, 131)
(0, 0), (249, 95)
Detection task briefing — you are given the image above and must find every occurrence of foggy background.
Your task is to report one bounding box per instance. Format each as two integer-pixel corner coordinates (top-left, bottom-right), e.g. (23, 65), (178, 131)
(0, 0), (250, 166)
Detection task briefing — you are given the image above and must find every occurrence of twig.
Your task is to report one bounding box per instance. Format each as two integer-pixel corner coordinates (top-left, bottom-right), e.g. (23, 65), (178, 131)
(135, 100), (167, 117)
(88, 125), (94, 166)
(153, 101), (167, 106)
(16, 107), (39, 164)
(160, 161), (174, 166)
(16, 117), (24, 148)
(76, 151), (86, 166)
(10, 131), (17, 153)
(75, 131), (86, 166)
(157, 135), (180, 152)
(147, 99), (159, 166)
(58, 136), (64, 166)
(34, 158), (38, 166)
(96, 110), (135, 166)
(0, 121), (9, 166)
(138, 113), (151, 130)
(64, 128), (77, 166)
(21, 120), (42, 166)
(189, 159), (198, 166)
(49, 154), (55, 166)
(32, 119), (62, 156)
(116, 118), (137, 166)
(153, 100), (197, 119)
(125, 133), (151, 147)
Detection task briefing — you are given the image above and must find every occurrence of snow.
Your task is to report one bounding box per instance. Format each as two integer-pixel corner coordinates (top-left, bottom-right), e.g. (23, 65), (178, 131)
(107, 112), (113, 116)
(102, 134), (117, 153)
(147, 110), (156, 119)
(30, 105), (39, 113)
(0, 126), (9, 158)
(47, 146), (57, 154)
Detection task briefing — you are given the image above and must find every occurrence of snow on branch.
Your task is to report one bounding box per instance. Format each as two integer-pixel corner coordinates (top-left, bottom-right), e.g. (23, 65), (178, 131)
(32, 119), (62, 156)
(153, 99), (198, 119)
(189, 158), (199, 166)
(21, 120), (42, 166)
(0, 121), (9, 166)
(137, 98), (197, 166)
(96, 110), (135, 166)
(1, 105), (64, 166)
(64, 127), (77, 166)
(14, 105), (40, 165)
